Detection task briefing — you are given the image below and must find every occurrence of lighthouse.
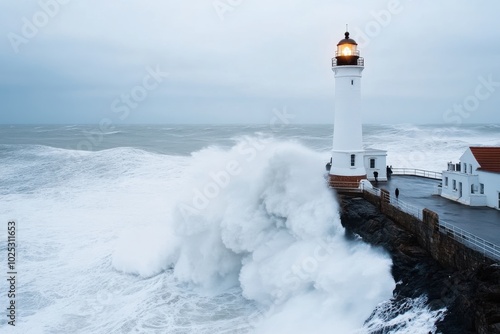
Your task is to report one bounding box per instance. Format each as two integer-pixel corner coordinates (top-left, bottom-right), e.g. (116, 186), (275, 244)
(329, 31), (367, 188)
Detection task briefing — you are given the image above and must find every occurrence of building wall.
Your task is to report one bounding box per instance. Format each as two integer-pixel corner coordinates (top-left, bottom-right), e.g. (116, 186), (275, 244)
(364, 152), (387, 182)
(481, 171), (500, 209)
(460, 149), (481, 173)
(332, 66), (364, 152)
(330, 150), (366, 177)
(330, 66), (366, 178)
(441, 171), (475, 205)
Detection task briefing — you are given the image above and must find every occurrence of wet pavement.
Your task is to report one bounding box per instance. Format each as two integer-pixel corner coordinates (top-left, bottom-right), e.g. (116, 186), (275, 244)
(375, 176), (500, 245)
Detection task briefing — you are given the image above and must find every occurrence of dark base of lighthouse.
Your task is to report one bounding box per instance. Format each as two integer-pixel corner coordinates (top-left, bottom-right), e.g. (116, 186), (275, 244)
(328, 174), (367, 189)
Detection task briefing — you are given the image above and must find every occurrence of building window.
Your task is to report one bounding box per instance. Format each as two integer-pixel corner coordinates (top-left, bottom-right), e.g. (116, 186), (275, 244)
(370, 158), (375, 169)
(463, 163), (467, 173)
(471, 184), (475, 194)
(350, 154), (355, 167)
(498, 193), (500, 209)
(469, 164), (473, 174)
(445, 177), (448, 187)
(480, 183), (485, 194)
(453, 180), (457, 191)
(351, 80), (354, 85)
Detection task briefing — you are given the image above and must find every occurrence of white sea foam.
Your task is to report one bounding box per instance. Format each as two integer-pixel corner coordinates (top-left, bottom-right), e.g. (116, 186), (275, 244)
(359, 296), (446, 334)
(113, 139), (397, 333)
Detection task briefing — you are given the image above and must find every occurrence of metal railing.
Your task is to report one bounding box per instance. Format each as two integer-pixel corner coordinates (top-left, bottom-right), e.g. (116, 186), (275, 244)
(361, 183), (423, 219)
(391, 168), (442, 180)
(363, 186), (381, 197)
(391, 198), (423, 220)
(359, 183), (500, 262)
(439, 220), (500, 261)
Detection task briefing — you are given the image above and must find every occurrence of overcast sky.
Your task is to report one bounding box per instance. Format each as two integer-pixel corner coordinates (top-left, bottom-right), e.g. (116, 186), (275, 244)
(1, 0), (499, 124)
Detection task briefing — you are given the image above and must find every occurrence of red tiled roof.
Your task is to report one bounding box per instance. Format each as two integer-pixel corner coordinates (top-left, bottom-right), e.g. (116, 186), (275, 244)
(470, 147), (500, 173)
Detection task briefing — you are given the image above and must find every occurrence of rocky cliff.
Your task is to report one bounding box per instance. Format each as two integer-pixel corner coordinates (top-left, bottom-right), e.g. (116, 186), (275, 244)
(341, 196), (500, 334)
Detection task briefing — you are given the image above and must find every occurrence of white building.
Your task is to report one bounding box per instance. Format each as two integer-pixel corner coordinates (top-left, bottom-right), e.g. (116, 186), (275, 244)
(440, 147), (500, 210)
(364, 149), (388, 182)
(328, 31), (387, 187)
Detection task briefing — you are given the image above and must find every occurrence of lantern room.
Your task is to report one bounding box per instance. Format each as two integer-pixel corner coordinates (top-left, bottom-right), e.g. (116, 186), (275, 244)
(333, 32), (364, 67)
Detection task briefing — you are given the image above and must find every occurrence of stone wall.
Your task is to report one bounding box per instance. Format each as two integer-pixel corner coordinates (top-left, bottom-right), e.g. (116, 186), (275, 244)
(360, 188), (494, 271)
(361, 189), (380, 208)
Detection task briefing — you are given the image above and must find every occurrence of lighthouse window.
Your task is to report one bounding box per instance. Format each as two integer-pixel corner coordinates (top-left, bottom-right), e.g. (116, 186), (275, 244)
(369, 158), (375, 169)
(351, 80), (354, 85)
(350, 154), (356, 167)
(480, 183), (484, 194)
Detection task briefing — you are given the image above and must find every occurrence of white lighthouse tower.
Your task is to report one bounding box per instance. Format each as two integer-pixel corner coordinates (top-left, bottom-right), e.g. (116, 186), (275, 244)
(329, 31), (367, 188)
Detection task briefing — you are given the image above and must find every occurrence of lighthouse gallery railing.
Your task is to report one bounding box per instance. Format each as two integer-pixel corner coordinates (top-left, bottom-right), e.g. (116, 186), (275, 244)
(332, 57), (365, 67)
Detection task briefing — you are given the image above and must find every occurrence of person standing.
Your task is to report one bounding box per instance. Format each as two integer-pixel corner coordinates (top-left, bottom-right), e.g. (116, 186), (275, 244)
(395, 188), (400, 199)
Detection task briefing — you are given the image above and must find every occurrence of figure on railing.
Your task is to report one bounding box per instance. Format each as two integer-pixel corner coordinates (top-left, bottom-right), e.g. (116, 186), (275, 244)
(386, 165), (393, 178)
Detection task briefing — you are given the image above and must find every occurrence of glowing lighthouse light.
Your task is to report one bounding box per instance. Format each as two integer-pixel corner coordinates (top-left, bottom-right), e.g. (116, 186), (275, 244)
(337, 36), (357, 58)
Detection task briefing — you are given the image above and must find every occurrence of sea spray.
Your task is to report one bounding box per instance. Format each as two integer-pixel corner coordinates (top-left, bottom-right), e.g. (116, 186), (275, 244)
(113, 139), (396, 333)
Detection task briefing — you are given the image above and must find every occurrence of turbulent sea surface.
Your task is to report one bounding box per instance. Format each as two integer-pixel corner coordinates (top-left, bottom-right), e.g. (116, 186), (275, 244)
(1, 124), (499, 334)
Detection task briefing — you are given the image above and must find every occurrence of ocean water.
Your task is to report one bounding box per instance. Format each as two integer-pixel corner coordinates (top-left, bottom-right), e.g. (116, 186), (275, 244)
(0, 124), (498, 334)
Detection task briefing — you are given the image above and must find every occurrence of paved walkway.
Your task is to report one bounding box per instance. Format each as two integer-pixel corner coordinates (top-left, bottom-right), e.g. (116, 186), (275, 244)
(376, 176), (500, 245)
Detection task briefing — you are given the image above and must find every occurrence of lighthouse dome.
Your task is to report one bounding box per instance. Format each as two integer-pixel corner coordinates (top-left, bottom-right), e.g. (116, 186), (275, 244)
(334, 31), (362, 65)
(337, 32), (358, 46)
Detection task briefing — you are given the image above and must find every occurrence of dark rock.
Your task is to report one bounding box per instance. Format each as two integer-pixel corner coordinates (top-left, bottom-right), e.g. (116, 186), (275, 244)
(340, 196), (500, 334)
